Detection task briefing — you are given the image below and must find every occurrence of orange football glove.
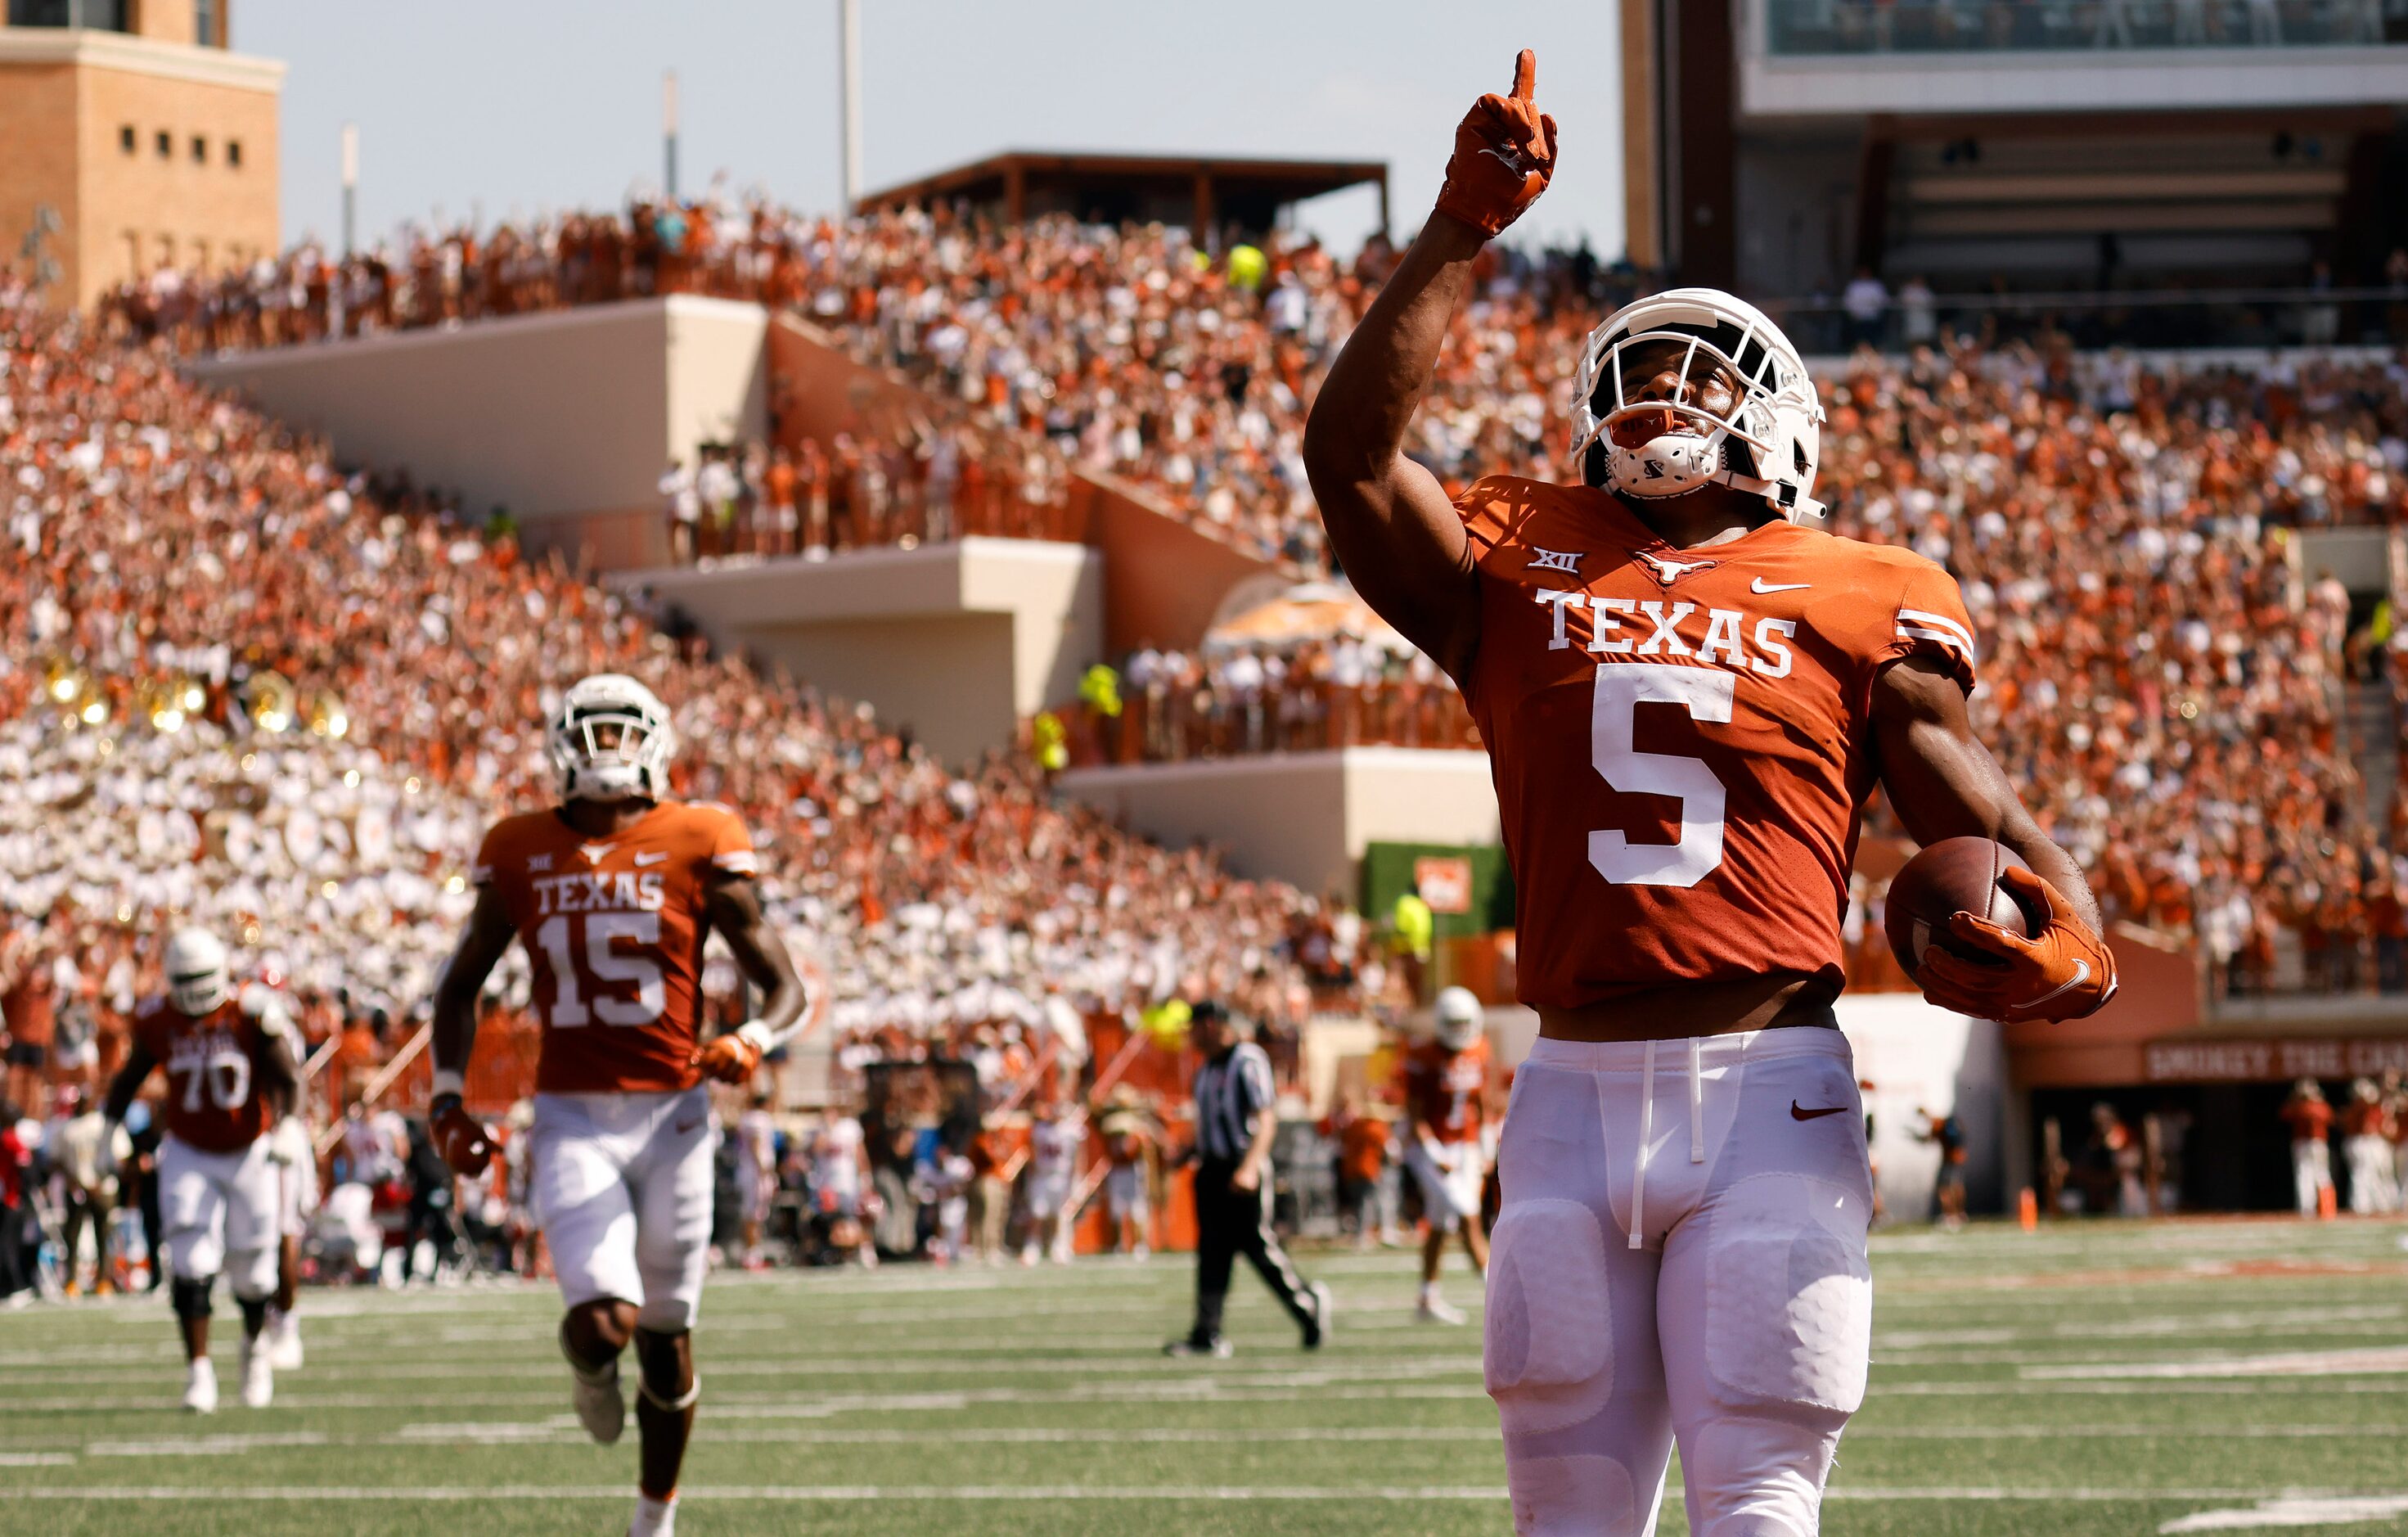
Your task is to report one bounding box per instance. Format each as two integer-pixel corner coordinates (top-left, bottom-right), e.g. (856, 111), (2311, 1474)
(1915, 865), (2118, 1023)
(693, 1021), (775, 1085)
(430, 1093), (493, 1179)
(1434, 50), (1558, 239)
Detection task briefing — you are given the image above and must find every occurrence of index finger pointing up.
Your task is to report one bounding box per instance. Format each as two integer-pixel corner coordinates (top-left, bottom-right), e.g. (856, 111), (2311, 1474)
(1511, 48), (1537, 101)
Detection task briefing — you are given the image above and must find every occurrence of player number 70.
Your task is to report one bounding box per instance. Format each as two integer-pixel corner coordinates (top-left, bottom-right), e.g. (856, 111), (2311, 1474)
(1588, 663), (1734, 890)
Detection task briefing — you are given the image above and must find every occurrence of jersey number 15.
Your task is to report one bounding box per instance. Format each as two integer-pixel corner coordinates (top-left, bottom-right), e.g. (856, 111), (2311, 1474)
(534, 912), (666, 1027)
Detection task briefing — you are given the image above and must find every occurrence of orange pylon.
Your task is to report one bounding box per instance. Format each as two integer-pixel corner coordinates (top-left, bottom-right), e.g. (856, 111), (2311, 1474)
(2018, 1187), (2038, 1231)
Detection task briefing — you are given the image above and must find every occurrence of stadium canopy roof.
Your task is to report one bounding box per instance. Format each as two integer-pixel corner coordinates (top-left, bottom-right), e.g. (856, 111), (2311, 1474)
(856, 151), (1389, 240)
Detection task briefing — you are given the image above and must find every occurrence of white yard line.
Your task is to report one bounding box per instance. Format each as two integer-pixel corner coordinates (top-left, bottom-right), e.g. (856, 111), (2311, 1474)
(2159, 1494), (2408, 1532)
(2024, 1345), (2408, 1381)
(386, 1424), (1500, 1446)
(8, 1483), (2392, 1504)
(1, 1351), (1488, 1384)
(86, 1432), (333, 1457)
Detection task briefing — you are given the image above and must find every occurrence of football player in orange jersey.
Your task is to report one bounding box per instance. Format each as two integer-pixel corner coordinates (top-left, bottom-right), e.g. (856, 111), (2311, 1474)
(101, 926), (302, 1413)
(1304, 51), (2118, 1536)
(429, 674), (808, 1537)
(1402, 987), (1495, 1325)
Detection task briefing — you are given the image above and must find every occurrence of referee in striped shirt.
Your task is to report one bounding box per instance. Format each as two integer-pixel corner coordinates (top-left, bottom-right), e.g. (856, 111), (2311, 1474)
(1165, 1002), (1330, 1357)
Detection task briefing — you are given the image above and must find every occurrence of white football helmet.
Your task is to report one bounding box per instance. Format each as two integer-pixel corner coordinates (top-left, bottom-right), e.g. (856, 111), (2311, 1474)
(164, 926), (231, 1016)
(1434, 986), (1484, 1052)
(1569, 286), (1826, 523)
(547, 674), (675, 802)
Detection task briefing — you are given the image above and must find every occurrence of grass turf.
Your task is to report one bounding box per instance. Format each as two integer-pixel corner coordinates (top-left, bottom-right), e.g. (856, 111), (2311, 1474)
(4, 1219), (2407, 1535)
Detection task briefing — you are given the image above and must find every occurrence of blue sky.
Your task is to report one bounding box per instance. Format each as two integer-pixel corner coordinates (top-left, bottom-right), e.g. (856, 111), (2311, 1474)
(237, 0), (1623, 258)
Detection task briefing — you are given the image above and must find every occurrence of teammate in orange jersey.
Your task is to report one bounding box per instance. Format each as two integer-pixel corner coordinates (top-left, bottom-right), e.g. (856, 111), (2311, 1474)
(429, 674), (808, 1537)
(1402, 986), (1495, 1325)
(1305, 51), (2118, 1535)
(101, 926), (302, 1413)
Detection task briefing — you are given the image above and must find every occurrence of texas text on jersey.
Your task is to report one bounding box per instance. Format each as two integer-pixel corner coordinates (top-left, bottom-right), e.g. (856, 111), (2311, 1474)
(1456, 474), (1978, 1011)
(130, 996), (278, 1153)
(470, 800), (758, 1093)
(1403, 1034), (1494, 1143)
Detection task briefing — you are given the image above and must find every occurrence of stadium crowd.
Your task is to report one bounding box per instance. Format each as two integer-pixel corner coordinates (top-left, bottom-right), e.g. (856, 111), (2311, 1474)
(53, 200), (2408, 1017)
(1, 268), (1376, 1111)
(1053, 636), (1479, 766)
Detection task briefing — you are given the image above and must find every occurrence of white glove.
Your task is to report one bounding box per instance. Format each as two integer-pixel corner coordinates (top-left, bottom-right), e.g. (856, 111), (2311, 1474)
(241, 985), (295, 1040)
(268, 1116), (313, 1168)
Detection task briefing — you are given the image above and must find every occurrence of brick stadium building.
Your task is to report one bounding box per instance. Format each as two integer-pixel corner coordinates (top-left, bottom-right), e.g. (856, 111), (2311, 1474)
(0, 0), (281, 309)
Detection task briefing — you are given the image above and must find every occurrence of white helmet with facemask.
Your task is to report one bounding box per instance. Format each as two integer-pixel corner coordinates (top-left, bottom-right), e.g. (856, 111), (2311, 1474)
(1569, 287), (1826, 523)
(547, 674), (676, 802)
(164, 926), (231, 1017)
(1434, 986), (1484, 1052)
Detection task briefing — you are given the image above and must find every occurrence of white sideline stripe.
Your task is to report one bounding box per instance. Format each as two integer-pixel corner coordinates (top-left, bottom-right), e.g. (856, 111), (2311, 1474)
(2159, 1495), (2408, 1531)
(6, 1485), (2379, 1505)
(0, 1451), (77, 1466)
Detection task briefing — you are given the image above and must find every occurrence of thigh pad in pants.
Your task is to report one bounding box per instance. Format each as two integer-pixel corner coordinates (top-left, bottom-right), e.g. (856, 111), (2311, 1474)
(1699, 1173), (1871, 1416)
(1486, 1197), (1644, 1532)
(627, 1095), (717, 1332)
(533, 1112), (646, 1318)
(160, 1142), (229, 1280)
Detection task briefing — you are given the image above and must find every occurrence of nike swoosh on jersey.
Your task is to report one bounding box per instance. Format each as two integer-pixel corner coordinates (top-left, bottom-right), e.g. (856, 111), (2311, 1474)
(1751, 579), (1812, 593)
(1790, 1101), (1848, 1121)
(633, 850), (669, 867)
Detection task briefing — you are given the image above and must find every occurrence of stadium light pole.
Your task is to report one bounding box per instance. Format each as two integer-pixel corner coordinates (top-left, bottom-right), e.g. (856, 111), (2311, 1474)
(839, 0), (862, 212)
(340, 124), (358, 257)
(664, 70), (680, 201)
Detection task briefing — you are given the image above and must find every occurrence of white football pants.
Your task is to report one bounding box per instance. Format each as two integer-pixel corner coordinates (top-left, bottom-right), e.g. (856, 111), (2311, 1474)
(158, 1134), (281, 1300)
(1485, 1028), (1874, 1537)
(1405, 1136), (1487, 1233)
(531, 1087), (718, 1332)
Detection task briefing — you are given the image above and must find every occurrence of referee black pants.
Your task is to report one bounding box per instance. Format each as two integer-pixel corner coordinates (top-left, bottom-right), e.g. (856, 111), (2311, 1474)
(1190, 1158), (1315, 1340)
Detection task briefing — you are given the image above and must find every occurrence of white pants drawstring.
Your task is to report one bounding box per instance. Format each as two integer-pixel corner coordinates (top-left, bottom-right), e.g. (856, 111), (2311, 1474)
(1689, 1036), (1706, 1164)
(1630, 1038), (1658, 1248)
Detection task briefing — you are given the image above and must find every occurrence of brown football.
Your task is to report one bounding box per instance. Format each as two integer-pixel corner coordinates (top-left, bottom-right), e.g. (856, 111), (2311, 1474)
(1883, 836), (2036, 980)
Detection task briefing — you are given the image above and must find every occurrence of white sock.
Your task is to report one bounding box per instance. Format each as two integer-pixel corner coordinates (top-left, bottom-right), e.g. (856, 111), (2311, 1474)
(635, 1491), (677, 1533)
(1420, 1281), (1440, 1305)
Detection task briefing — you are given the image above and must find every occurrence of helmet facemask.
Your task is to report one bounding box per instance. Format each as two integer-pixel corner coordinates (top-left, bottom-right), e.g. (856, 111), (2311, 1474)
(1569, 290), (1826, 523)
(164, 927), (231, 1016)
(547, 676), (675, 802)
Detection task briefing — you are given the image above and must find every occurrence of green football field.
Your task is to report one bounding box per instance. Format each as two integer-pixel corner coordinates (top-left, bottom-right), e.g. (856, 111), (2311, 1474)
(5, 1219), (2408, 1535)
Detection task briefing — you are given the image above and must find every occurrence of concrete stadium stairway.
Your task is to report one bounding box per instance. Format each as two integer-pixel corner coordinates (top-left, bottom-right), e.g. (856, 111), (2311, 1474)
(2341, 678), (2399, 840)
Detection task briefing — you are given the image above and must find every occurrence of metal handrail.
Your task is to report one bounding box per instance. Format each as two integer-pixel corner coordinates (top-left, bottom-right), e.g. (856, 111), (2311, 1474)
(313, 1022), (432, 1158)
